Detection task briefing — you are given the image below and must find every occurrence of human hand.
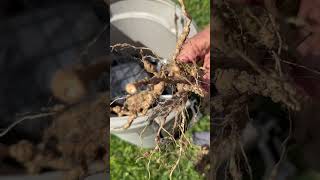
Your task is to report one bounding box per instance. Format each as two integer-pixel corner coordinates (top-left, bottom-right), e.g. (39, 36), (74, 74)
(292, 0), (320, 99)
(297, 0), (320, 56)
(177, 26), (210, 91)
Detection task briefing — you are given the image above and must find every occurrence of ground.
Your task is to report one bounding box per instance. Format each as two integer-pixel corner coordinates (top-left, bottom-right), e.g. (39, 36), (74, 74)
(110, 116), (209, 180)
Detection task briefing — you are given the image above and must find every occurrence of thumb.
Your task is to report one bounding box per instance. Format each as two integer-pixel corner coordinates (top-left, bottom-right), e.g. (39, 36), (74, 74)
(177, 39), (199, 63)
(201, 52), (210, 92)
(177, 27), (210, 62)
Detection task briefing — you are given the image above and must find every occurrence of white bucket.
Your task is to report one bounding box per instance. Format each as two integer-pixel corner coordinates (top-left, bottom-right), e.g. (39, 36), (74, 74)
(110, 0), (198, 148)
(111, 95), (191, 148)
(110, 0), (198, 59)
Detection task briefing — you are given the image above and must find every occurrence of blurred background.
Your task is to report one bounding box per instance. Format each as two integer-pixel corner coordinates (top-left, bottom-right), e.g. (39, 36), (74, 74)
(0, 0), (109, 179)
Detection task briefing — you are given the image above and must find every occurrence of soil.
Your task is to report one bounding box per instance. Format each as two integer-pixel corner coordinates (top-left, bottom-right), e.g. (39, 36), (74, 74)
(0, 59), (108, 179)
(211, 0), (311, 178)
(0, 1), (109, 179)
(4, 93), (108, 180)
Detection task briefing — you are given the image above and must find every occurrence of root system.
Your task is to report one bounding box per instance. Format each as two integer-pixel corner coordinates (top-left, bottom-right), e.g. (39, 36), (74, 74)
(3, 94), (108, 180)
(212, 0), (310, 179)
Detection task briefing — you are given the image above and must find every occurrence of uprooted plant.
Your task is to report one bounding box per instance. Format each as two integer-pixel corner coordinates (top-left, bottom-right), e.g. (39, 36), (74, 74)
(110, 0), (208, 178)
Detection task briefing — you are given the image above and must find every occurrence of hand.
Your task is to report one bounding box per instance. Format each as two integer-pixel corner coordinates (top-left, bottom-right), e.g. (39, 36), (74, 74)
(292, 1), (320, 162)
(292, 0), (320, 99)
(177, 26), (210, 91)
(297, 0), (320, 56)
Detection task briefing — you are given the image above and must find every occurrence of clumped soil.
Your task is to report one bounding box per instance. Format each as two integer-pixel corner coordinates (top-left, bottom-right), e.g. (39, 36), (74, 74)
(211, 0), (310, 179)
(0, 67), (108, 179)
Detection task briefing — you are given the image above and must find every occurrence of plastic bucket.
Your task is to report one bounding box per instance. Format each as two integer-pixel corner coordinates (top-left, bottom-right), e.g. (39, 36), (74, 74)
(110, 0), (198, 59)
(111, 95), (191, 148)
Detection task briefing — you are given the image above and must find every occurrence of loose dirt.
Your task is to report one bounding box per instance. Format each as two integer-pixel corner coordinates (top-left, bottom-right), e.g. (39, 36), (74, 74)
(211, 0), (310, 178)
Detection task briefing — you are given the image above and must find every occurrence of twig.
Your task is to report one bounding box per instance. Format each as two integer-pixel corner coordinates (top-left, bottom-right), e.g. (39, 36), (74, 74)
(269, 109), (292, 180)
(0, 112), (56, 137)
(280, 59), (320, 76)
(271, 51), (283, 77)
(294, 32), (313, 49)
(239, 142), (253, 180)
(111, 43), (161, 60)
(267, 13), (282, 55)
(233, 49), (267, 75)
(110, 95), (128, 105)
(169, 144), (183, 180)
(263, 0), (279, 18)
(80, 24), (109, 58)
(172, 0), (192, 62)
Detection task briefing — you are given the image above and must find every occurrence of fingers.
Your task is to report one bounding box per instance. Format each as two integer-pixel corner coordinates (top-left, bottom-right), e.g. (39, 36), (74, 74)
(298, 0), (312, 20)
(177, 27), (210, 62)
(177, 27), (210, 91)
(297, 33), (320, 56)
(202, 69), (210, 92)
(203, 52), (210, 71)
(177, 39), (199, 63)
(298, 0), (320, 32)
(297, 0), (320, 56)
(200, 52), (210, 91)
(292, 54), (320, 99)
